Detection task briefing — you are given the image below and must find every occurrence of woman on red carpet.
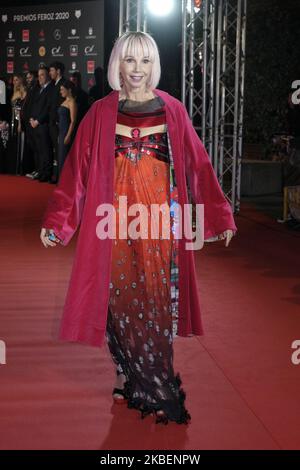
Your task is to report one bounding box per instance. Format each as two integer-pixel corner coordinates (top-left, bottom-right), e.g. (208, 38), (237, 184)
(40, 32), (237, 425)
(8, 75), (27, 174)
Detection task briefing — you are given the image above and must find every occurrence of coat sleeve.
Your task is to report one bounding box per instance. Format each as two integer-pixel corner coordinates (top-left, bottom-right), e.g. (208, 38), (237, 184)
(40, 102), (98, 246)
(181, 104), (237, 241)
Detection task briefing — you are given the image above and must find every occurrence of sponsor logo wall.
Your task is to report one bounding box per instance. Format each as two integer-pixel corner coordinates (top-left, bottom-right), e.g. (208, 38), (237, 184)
(0, 1), (104, 90)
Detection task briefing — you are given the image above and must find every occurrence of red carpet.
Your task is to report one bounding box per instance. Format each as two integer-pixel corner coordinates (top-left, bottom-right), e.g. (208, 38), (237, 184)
(1, 174), (300, 449)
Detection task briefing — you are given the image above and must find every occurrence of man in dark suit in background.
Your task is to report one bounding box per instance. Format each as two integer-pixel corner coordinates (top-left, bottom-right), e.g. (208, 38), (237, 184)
(49, 61), (65, 183)
(88, 66), (104, 105)
(29, 67), (53, 182)
(70, 71), (89, 126)
(22, 70), (39, 178)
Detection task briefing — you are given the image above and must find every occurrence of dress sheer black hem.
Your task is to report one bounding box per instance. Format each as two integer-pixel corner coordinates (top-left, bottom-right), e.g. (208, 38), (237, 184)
(122, 373), (191, 425)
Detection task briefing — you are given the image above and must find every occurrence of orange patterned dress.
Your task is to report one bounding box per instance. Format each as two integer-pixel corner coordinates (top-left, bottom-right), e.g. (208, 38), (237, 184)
(105, 96), (190, 424)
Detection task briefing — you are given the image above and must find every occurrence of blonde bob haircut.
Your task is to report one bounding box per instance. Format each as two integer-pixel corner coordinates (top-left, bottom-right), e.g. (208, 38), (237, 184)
(107, 31), (161, 91)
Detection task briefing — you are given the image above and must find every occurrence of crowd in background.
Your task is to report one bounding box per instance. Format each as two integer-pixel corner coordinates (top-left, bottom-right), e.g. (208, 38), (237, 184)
(0, 62), (104, 183)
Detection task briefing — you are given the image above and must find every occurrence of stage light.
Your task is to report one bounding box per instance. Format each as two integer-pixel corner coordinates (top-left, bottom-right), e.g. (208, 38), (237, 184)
(147, 0), (174, 17)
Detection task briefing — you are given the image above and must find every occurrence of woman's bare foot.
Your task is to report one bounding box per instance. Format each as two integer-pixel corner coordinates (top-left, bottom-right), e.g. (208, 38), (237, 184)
(154, 409), (168, 424)
(113, 372), (127, 400)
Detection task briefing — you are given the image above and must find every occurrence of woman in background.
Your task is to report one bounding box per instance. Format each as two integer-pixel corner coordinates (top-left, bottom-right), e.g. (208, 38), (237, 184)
(9, 74), (27, 174)
(0, 78), (10, 173)
(57, 80), (77, 180)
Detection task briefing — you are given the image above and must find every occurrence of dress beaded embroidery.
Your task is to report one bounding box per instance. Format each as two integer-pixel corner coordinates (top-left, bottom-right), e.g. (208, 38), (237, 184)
(105, 96), (191, 424)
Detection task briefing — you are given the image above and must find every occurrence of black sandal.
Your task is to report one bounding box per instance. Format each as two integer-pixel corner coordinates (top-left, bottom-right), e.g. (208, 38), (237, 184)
(112, 387), (128, 404)
(154, 409), (169, 425)
(112, 369), (128, 404)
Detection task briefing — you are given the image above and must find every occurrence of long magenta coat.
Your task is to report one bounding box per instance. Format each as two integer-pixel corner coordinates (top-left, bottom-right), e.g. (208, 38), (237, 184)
(41, 89), (237, 348)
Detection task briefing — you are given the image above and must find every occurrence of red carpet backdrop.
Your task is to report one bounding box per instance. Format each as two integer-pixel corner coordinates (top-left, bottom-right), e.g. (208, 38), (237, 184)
(0, 1), (104, 91)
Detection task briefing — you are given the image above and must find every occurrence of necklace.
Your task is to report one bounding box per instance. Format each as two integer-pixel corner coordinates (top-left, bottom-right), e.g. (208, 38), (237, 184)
(119, 92), (156, 102)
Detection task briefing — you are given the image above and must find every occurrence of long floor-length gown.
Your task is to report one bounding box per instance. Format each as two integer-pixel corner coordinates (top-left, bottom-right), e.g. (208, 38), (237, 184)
(57, 105), (72, 178)
(105, 96), (191, 425)
(7, 97), (25, 174)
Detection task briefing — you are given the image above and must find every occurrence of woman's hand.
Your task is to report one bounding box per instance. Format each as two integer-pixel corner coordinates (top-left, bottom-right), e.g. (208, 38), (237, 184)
(218, 229), (235, 247)
(40, 228), (61, 248)
(30, 119), (39, 129)
(64, 135), (70, 145)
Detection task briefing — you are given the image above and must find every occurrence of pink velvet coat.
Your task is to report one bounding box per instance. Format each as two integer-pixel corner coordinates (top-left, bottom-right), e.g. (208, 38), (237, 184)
(41, 89), (237, 348)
